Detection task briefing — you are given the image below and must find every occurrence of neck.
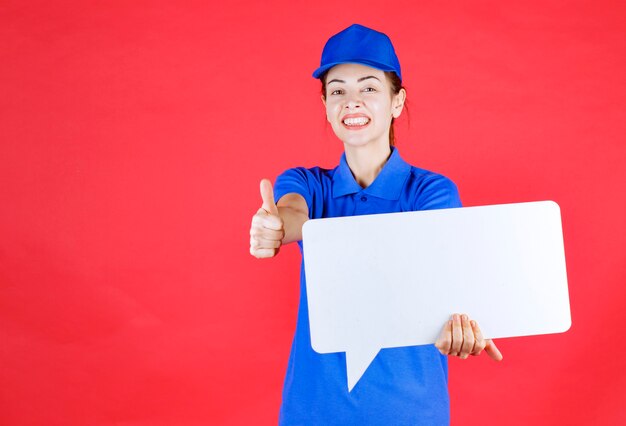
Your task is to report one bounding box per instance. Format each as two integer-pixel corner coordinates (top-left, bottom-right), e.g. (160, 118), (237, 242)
(344, 142), (392, 188)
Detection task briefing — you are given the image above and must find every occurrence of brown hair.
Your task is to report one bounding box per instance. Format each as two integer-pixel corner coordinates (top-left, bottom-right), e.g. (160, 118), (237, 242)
(319, 70), (406, 146)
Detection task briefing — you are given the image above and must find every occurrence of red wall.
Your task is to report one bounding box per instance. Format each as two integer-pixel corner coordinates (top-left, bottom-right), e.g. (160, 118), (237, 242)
(1, 1), (625, 425)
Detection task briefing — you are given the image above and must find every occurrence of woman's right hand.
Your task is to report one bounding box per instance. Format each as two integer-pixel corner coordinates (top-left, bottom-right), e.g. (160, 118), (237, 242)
(250, 179), (285, 258)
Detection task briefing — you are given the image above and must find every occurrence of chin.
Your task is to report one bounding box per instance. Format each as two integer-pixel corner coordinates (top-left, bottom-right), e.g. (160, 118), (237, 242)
(340, 133), (384, 149)
(339, 138), (368, 148)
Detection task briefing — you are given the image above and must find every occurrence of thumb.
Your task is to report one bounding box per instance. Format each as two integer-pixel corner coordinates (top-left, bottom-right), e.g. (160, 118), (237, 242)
(260, 178), (279, 215)
(434, 319), (453, 355)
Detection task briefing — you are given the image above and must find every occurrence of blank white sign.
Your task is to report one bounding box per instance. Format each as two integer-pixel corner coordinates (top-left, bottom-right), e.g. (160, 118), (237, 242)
(302, 200), (571, 391)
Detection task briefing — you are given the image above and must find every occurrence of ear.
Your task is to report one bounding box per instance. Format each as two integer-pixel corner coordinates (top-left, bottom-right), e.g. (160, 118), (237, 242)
(321, 94), (331, 122)
(392, 88), (407, 119)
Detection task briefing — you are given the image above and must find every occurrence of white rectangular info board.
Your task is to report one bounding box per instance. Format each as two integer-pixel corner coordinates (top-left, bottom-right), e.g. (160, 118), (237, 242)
(302, 200), (571, 391)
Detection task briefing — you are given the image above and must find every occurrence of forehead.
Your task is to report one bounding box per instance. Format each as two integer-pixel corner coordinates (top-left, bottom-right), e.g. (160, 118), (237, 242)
(326, 63), (386, 83)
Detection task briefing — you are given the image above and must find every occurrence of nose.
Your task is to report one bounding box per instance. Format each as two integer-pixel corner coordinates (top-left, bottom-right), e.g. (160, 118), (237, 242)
(344, 92), (363, 110)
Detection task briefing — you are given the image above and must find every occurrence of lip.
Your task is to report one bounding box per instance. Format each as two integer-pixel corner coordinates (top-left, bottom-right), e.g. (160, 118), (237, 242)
(341, 113), (371, 130)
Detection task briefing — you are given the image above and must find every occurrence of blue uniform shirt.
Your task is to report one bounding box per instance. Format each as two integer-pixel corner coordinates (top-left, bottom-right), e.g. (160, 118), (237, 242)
(274, 146), (462, 425)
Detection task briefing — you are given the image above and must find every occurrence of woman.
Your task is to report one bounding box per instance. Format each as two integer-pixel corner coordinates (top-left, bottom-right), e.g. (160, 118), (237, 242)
(249, 23), (502, 425)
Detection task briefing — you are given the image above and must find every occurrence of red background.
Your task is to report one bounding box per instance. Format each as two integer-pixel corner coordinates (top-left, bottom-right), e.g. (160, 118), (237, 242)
(1, 1), (625, 425)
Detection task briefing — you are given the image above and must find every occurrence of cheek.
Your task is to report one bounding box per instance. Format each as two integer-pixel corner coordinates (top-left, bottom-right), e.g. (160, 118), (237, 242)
(326, 103), (342, 121)
(370, 102), (392, 121)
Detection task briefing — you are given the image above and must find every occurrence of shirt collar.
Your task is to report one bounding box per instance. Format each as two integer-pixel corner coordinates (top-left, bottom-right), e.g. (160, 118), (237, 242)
(332, 146), (411, 200)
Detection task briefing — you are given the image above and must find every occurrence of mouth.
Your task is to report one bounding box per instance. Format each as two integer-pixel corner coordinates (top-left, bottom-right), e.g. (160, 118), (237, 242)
(342, 116), (371, 130)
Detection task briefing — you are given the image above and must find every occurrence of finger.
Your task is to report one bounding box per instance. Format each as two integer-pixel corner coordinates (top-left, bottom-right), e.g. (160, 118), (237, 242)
(434, 320), (453, 355)
(251, 237), (281, 250)
(485, 339), (503, 362)
(470, 320), (486, 356)
(263, 216), (284, 231)
(250, 225), (284, 244)
(260, 179), (279, 215)
(253, 227), (285, 241)
(450, 314), (463, 356)
(459, 314), (474, 359)
(254, 208), (284, 231)
(250, 246), (278, 258)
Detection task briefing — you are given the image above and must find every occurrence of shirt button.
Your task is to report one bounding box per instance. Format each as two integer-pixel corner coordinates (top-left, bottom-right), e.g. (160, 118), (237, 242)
(360, 196), (367, 202)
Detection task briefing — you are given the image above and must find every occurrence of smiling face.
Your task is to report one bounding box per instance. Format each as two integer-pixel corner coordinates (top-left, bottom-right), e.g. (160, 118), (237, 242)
(322, 63), (406, 150)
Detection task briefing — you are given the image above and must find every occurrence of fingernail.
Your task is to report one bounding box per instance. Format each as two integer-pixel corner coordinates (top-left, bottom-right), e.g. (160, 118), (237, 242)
(453, 314), (460, 321)
(470, 320), (476, 327)
(462, 314), (468, 321)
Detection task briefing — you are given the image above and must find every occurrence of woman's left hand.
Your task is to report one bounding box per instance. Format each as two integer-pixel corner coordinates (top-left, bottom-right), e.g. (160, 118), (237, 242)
(434, 313), (503, 361)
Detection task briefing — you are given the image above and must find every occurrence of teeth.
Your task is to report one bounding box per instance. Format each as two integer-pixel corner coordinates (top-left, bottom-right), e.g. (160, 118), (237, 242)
(343, 117), (369, 126)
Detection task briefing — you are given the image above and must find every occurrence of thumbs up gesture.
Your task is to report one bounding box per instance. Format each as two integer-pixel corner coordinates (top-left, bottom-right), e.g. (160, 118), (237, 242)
(250, 179), (285, 258)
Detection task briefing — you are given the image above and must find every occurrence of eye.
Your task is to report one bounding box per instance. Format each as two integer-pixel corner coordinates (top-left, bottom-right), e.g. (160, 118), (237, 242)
(330, 89), (343, 95)
(363, 87), (376, 92)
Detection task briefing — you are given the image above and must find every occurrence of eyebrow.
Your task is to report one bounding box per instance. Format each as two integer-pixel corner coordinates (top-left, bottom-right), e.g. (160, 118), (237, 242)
(326, 76), (381, 85)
